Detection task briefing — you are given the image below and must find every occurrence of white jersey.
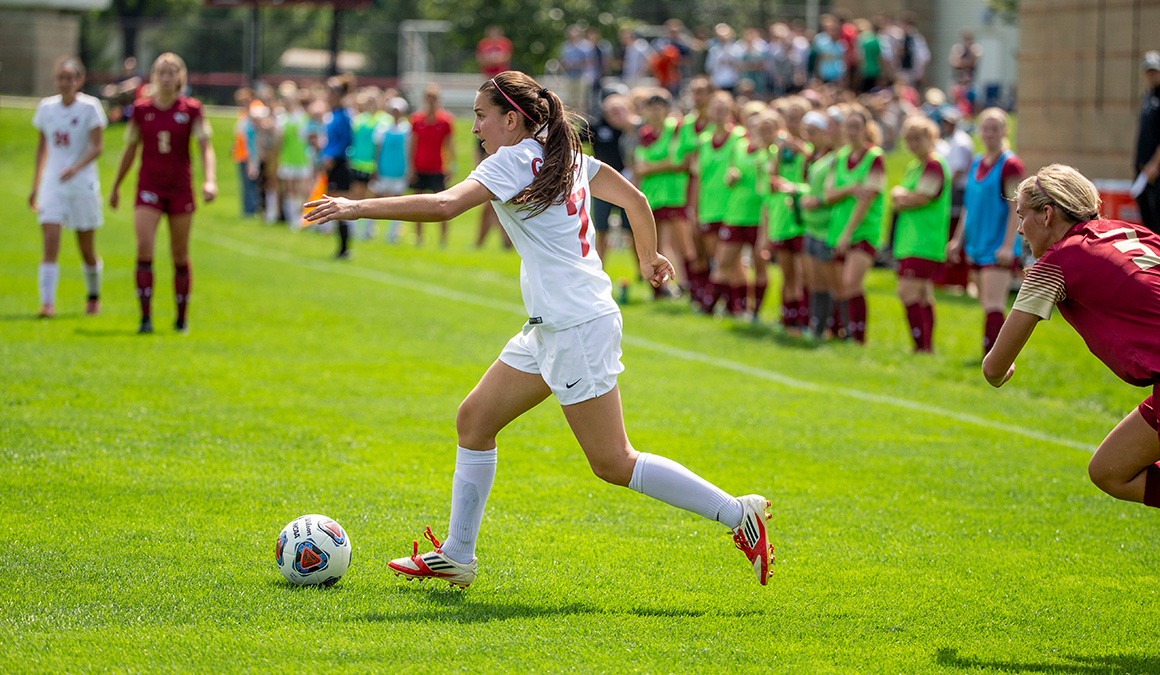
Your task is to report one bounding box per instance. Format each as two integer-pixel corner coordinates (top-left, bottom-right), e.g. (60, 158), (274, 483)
(32, 93), (107, 196)
(468, 138), (618, 331)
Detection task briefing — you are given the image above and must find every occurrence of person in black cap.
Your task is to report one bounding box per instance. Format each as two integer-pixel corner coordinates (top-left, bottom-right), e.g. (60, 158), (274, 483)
(1135, 51), (1160, 234)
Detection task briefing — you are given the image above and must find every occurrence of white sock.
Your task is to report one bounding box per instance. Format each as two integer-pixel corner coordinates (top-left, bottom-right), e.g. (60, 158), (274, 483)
(283, 196), (300, 228)
(628, 452), (744, 529)
(82, 259), (102, 299)
(440, 446), (497, 564)
(38, 262), (59, 306)
(264, 189), (279, 222)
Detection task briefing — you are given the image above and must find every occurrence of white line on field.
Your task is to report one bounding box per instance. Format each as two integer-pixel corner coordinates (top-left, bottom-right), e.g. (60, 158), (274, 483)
(198, 231), (1096, 452)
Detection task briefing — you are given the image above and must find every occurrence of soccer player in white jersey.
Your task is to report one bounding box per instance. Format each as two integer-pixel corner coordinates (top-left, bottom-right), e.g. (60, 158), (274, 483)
(305, 70), (773, 588)
(29, 57), (108, 318)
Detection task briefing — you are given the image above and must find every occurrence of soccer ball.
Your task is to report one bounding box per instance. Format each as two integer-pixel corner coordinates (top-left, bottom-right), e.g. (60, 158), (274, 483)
(274, 514), (352, 587)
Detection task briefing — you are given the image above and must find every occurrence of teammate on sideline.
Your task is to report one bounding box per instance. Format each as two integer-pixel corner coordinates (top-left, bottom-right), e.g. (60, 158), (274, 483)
(948, 107), (1025, 357)
(794, 109), (839, 339)
(983, 164), (1160, 508)
(827, 104), (885, 343)
(304, 70), (773, 588)
(887, 115), (950, 352)
(29, 57), (107, 318)
(109, 52), (216, 334)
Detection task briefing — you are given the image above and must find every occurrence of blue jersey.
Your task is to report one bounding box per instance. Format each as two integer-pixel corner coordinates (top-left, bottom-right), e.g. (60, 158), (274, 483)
(321, 106), (353, 163)
(963, 150), (1021, 265)
(374, 118), (410, 179)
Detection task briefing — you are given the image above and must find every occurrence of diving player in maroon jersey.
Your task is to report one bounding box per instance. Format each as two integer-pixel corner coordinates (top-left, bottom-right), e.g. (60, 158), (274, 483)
(984, 164), (1160, 508)
(109, 52), (216, 334)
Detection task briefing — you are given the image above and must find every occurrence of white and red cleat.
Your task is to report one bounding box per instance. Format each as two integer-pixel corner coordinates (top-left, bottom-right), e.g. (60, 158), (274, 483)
(85, 299), (100, 316)
(38, 304), (55, 318)
(388, 527), (476, 589)
(732, 494), (774, 585)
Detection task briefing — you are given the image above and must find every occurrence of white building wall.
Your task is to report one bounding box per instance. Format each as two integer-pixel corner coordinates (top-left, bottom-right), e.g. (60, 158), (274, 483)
(931, 0), (1019, 106)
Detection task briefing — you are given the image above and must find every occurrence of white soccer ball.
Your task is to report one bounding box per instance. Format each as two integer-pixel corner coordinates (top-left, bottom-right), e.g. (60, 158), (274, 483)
(274, 514), (352, 587)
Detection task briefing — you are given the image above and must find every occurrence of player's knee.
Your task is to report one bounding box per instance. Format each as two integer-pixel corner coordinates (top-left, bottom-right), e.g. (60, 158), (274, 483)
(587, 454), (633, 487)
(455, 399), (494, 448)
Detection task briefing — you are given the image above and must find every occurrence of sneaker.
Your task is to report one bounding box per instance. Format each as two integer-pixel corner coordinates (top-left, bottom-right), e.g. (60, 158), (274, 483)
(138, 316), (153, 334)
(37, 304), (55, 318)
(732, 494), (774, 585)
(85, 299), (100, 316)
(388, 526), (476, 589)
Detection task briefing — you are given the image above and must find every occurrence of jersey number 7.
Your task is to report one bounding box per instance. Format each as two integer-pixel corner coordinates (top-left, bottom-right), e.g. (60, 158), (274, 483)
(566, 186), (591, 257)
(1096, 227), (1160, 271)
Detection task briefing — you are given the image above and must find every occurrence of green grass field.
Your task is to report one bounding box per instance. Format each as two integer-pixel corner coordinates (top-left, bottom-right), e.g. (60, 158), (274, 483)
(2, 105), (1158, 674)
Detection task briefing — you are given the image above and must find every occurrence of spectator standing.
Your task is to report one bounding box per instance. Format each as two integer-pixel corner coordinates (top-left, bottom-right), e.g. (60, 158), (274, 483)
(560, 26), (595, 114)
(705, 23), (741, 93)
(854, 18), (885, 93)
(583, 94), (636, 266)
(949, 30), (982, 113)
(232, 87), (260, 218)
(617, 29), (653, 88)
(320, 76), (355, 258)
(476, 26), (513, 79)
(896, 11), (931, 87)
(1135, 51), (1160, 235)
(651, 19), (691, 97)
(766, 23), (797, 98)
(812, 15), (847, 85)
(371, 96), (411, 243)
(737, 28), (769, 99)
(934, 106), (973, 289)
(409, 83), (456, 247)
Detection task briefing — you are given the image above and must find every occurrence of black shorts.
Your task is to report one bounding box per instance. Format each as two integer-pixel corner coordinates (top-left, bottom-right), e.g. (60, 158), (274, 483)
(327, 158), (352, 193)
(350, 169), (372, 185)
(411, 172), (447, 193)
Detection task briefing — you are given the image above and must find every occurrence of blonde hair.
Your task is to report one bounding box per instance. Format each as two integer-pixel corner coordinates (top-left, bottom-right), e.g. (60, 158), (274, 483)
(844, 104), (882, 146)
(1016, 164), (1101, 223)
(900, 114), (938, 144)
(151, 52), (188, 91)
(977, 107), (1011, 150)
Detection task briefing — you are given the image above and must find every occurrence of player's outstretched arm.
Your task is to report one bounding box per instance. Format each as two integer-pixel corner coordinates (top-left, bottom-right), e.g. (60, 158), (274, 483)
(982, 309), (1039, 387)
(304, 179), (494, 227)
(590, 160), (674, 288)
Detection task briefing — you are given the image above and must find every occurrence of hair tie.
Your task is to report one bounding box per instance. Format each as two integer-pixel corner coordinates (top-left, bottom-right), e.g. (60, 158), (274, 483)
(491, 78), (535, 123)
(539, 88), (549, 98)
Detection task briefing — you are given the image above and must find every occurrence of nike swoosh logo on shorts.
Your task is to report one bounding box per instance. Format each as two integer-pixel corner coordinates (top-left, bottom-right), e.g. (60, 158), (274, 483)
(566, 379), (582, 389)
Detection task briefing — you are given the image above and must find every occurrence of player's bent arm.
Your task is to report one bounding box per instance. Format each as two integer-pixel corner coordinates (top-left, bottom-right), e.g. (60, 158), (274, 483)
(590, 161), (673, 286)
(62, 127), (104, 182)
(981, 309), (1039, 387)
(305, 179), (494, 225)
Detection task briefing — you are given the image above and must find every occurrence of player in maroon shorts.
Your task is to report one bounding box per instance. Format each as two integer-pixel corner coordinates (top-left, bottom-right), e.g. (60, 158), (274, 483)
(110, 52), (216, 334)
(984, 164), (1160, 508)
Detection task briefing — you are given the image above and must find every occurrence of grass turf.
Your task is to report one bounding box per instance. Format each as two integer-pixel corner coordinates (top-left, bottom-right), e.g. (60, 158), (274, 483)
(2, 105), (1158, 674)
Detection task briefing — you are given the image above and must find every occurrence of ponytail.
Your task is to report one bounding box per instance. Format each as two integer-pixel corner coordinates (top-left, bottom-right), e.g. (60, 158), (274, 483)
(480, 71), (583, 217)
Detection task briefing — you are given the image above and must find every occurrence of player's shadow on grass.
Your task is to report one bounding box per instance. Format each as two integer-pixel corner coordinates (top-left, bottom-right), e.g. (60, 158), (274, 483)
(0, 313), (80, 321)
(358, 588), (766, 623)
(725, 320), (825, 350)
(936, 647), (1160, 674)
(73, 327), (145, 338)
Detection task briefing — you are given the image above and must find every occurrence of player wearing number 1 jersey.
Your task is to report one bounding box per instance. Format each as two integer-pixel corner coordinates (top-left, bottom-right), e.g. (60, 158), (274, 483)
(110, 52), (216, 335)
(305, 70), (773, 589)
(984, 164), (1160, 510)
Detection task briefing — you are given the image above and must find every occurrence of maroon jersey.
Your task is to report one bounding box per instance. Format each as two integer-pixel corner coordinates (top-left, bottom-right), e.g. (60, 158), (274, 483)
(1013, 219), (1160, 385)
(132, 96), (203, 193)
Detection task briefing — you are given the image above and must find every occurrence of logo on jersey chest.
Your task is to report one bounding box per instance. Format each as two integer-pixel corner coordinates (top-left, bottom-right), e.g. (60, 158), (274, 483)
(174, 112), (190, 124)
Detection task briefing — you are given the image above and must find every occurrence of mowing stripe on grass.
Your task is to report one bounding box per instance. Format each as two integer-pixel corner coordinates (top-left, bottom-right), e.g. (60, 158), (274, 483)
(199, 230), (1095, 453)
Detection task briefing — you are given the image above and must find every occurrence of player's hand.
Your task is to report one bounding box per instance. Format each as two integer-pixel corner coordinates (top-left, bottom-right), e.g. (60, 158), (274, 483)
(946, 240), (962, 264)
(1144, 161), (1160, 183)
(640, 253), (675, 288)
(800, 195), (819, 210)
(202, 180), (218, 203)
(59, 166), (78, 183)
(836, 233), (851, 254)
(28, 190), (37, 211)
(109, 189), (120, 211)
(725, 168), (740, 187)
(246, 164), (259, 181)
(304, 194), (359, 225)
(996, 247), (1015, 267)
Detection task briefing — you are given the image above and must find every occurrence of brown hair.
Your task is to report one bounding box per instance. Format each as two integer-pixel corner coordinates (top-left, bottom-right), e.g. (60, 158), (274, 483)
(479, 71), (583, 217)
(54, 56), (85, 79)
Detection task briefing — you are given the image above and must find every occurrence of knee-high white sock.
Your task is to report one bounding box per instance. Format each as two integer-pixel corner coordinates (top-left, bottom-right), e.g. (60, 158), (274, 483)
(38, 262), (59, 306)
(82, 259), (102, 299)
(628, 452), (744, 529)
(440, 446), (497, 564)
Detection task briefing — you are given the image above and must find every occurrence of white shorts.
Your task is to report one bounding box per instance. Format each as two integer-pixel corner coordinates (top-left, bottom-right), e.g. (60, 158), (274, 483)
(499, 312), (625, 406)
(277, 164), (313, 181)
(368, 176), (407, 196)
(37, 184), (103, 231)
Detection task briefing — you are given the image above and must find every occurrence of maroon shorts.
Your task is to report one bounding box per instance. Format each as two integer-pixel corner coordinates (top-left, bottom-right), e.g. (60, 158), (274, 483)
(770, 235), (804, 254)
(897, 257), (943, 280)
(1140, 389), (1157, 432)
(699, 220), (724, 236)
(137, 185), (196, 216)
(718, 224), (759, 246)
(834, 240), (876, 263)
(970, 260), (1022, 274)
(652, 206), (687, 223)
